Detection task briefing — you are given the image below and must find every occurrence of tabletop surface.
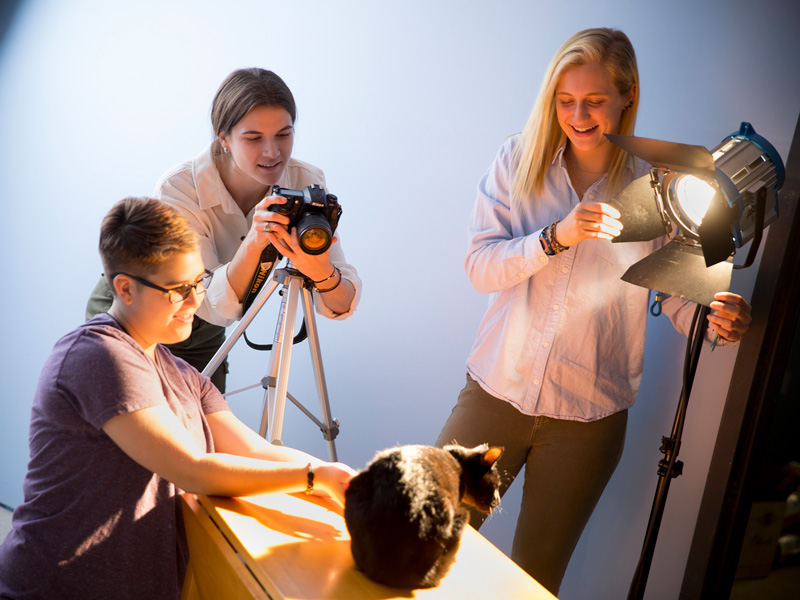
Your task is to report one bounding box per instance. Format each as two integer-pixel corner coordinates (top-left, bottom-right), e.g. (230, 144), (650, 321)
(193, 491), (558, 600)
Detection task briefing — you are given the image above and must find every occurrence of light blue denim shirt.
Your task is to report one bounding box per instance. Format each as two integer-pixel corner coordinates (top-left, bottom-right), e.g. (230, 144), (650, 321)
(464, 136), (698, 422)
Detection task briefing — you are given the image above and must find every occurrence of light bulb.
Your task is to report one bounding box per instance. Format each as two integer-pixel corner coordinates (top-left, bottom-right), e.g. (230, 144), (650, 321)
(674, 175), (716, 226)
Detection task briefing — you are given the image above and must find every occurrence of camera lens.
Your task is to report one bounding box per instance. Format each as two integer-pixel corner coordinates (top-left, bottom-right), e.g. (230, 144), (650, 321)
(297, 213), (333, 255)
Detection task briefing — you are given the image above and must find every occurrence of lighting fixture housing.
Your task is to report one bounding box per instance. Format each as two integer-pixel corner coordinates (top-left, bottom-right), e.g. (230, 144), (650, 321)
(604, 123), (785, 306)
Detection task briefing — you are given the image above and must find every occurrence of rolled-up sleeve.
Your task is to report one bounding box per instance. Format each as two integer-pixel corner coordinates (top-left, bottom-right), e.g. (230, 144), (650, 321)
(311, 229), (361, 319)
(155, 165), (243, 326)
(465, 142), (550, 294)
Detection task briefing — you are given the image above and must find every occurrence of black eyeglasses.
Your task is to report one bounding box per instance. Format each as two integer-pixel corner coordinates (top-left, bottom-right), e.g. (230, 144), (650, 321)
(111, 270), (213, 304)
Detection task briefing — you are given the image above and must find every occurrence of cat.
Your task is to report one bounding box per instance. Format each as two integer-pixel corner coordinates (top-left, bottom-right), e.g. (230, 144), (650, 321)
(343, 443), (503, 588)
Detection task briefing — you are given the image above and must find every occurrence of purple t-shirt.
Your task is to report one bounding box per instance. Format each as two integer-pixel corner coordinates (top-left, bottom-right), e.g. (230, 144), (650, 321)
(0, 314), (229, 600)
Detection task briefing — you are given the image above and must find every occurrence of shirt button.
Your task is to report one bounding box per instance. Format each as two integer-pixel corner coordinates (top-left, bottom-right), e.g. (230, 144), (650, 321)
(588, 193), (595, 200)
(562, 266), (569, 273)
(553, 304), (560, 311)
(542, 342), (549, 348)
(539, 256), (547, 263)
(533, 378), (541, 386)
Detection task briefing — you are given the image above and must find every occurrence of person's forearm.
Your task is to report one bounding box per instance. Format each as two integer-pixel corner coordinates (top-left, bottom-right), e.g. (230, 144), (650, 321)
(206, 411), (325, 466)
(245, 440), (323, 466)
(465, 233), (545, 294)
(315, 275), (355, 314)
(179, 454), (309, 497)
(226, 238), (268, 302)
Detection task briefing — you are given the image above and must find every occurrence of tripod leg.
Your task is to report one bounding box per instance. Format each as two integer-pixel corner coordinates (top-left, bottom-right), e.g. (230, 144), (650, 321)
(257, 326), (283, 439)
(261, 276), (302, 444)
(300, 287), (339, 462)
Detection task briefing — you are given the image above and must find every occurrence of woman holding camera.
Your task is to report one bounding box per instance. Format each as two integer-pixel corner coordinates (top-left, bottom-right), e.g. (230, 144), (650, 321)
(87, 69), (360, 391)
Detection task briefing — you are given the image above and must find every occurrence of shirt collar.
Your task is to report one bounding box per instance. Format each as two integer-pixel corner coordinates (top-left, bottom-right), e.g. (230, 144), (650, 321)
(553, 144), (567, 167)
(193, 144), (240, 214)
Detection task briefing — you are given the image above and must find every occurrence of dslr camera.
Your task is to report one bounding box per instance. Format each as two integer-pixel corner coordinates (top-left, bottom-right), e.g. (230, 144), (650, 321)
(269, 184), (342, 255)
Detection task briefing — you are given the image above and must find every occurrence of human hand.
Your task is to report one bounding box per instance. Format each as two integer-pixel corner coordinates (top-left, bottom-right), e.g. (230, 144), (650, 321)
(708, 292), (752, 342)
(266, 224), (339, 282)
(252, 193), (340, 282)
(250, 194), (292, 246)
(554, 202), (623, 248)
(312, 462), (358, 507)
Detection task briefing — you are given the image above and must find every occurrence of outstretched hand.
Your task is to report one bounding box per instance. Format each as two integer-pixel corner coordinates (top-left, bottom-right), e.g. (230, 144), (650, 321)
(708, 292), (752, 342)
(312, 462), (358, 508)
(554, 202), (623, 248)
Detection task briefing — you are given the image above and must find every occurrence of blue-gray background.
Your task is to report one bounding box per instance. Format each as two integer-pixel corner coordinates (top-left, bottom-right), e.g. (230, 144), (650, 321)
(1, 1), (798, 598)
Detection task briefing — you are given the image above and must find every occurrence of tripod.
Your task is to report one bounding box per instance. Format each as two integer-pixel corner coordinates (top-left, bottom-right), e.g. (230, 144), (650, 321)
(202, 263), (340, 461)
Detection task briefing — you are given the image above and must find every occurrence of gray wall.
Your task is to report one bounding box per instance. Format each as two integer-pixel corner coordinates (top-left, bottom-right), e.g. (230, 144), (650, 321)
(0, 1), (797, 598)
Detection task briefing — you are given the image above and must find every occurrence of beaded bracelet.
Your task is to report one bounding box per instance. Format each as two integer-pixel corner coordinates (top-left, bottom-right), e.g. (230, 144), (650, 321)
(539, 221), (570, 256)
(549, 221), (570, 253)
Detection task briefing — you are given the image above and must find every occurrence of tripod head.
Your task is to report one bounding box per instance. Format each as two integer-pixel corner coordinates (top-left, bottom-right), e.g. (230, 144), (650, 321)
(244, 263), (312, 351)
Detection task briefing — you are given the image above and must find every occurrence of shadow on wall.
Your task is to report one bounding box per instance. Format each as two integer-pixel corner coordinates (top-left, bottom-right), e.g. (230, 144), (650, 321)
(0, 0), (23, 46)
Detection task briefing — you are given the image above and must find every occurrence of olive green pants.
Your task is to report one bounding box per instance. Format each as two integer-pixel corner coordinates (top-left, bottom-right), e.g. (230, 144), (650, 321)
(86, 277), (228, 391)
(435, 374), (627, 595)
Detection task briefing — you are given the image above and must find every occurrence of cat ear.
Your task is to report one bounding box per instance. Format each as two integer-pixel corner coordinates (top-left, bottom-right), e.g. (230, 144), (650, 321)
(481, 446), (503, 466)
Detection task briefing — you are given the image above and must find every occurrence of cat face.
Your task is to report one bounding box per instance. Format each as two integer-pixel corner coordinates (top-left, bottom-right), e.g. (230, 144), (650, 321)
(444, 443), (503, 513)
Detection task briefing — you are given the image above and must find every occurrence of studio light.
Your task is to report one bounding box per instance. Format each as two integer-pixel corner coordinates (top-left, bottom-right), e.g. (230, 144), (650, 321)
(605, 122), (790, 600)
(605, 122), (786, 306)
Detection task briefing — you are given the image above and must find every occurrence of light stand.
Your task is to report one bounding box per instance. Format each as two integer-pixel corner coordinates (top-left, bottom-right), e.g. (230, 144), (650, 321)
(602, 125), (786, 598)
(202, 262), (340, 461)
(628, 303), (709, 600)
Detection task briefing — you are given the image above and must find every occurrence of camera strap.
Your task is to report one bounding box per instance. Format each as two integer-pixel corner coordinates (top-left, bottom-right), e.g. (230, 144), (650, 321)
(243, 244), (281, 314)
(242, 244), (308, 351)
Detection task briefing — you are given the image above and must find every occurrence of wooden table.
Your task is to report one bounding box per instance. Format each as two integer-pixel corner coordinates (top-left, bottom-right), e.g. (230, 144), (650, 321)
(180, 491), (557, 600)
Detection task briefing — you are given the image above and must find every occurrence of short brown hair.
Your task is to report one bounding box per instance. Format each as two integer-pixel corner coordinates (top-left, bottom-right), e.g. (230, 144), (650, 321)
(99, 197), (198, 287)
(210, 68), (296, 158)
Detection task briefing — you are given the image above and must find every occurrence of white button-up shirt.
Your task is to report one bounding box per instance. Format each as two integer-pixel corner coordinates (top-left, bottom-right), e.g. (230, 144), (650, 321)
(465, 136), (697, 421)
(155, 145), (361, 327)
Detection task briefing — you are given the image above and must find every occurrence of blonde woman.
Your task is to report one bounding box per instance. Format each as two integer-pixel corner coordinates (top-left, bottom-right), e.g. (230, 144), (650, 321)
(435, 28), (751, 594)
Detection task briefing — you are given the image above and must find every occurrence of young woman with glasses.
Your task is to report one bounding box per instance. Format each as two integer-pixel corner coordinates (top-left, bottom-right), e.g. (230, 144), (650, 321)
(0, 197), (356, 600)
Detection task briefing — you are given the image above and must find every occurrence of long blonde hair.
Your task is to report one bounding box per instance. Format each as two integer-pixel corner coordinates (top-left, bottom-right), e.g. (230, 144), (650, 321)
(511, 28), (640, 201)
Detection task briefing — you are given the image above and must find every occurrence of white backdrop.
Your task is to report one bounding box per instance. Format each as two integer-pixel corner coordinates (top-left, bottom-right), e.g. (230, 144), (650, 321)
(1, 1), (798, 598)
